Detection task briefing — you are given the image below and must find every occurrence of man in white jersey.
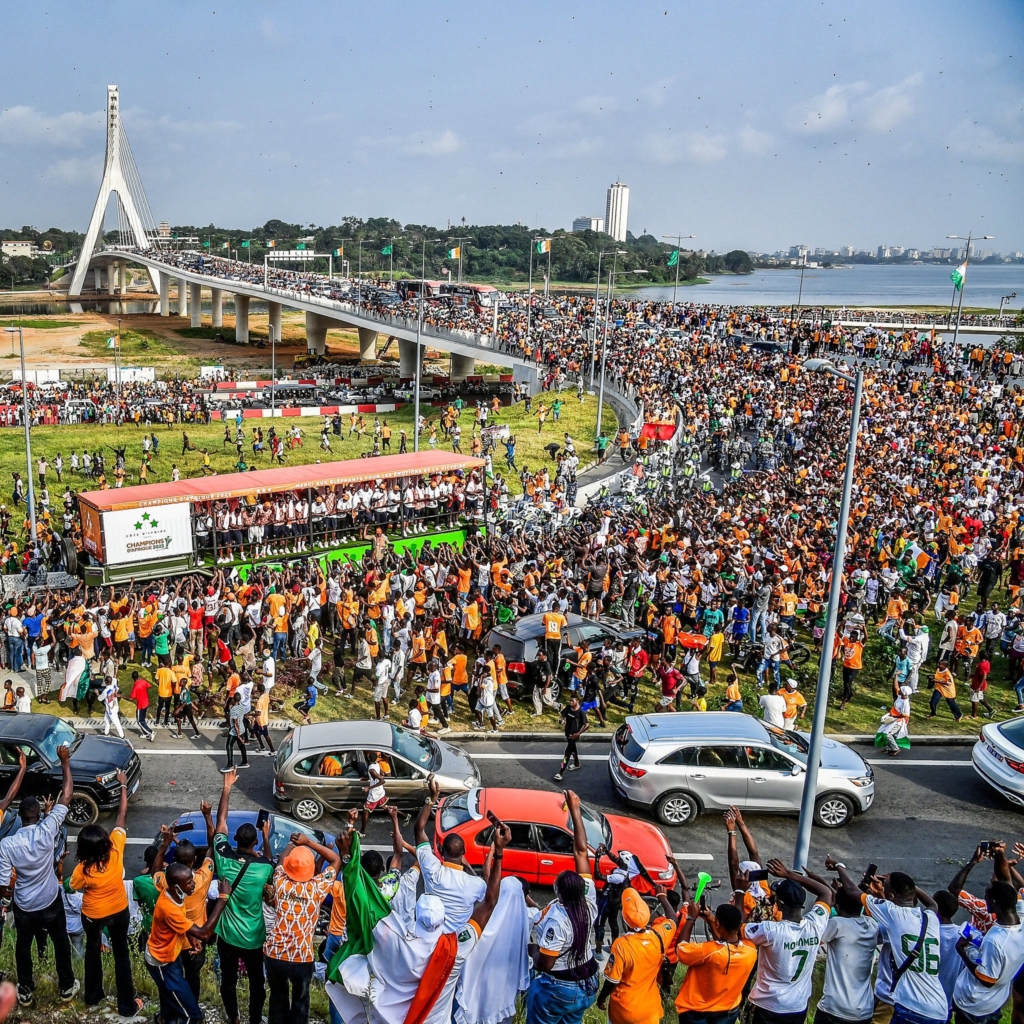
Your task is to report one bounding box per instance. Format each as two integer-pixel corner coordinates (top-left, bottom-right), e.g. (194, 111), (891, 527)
(742, 858), (833, 1024)
(815, 884), (881, 1024)
(836, 865), (949, 1024)
(953, 880), (1024, 1024)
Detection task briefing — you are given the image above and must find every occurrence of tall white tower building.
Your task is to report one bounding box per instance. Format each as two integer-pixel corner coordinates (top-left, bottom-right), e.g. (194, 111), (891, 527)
(605, 182), (629, 242)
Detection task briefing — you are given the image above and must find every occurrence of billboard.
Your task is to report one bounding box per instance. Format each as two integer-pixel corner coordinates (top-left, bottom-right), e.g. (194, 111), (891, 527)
(100, 502), (193, 565)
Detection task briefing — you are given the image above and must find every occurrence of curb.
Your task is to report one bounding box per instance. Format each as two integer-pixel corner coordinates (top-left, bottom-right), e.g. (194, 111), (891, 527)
(58, 721), (980, 745)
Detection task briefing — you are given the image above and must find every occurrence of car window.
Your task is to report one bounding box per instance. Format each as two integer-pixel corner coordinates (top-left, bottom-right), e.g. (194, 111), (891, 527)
(475, 822), (534, 850)
(293, 757), (316, 776)
(537, 825), (575, 855)
(746, 746), (795, 772)
(0, 743), (42, 768)
(696, 746), (748, 770)
(390, 725), (439, 771)
(318, 751), (362, 779)
(389, 756), (420, 780)
(574, 625), (607, 644)
(658, 746), (698, 766)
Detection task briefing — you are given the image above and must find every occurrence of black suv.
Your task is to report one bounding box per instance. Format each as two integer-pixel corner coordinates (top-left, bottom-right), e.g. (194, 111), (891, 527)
(0, 715), (141, 826)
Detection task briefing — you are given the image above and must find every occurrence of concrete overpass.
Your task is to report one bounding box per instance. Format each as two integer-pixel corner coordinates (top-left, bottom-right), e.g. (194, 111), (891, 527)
(79, 247), (540, 390)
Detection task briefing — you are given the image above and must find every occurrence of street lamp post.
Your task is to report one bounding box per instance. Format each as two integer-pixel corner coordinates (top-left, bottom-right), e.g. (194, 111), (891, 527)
(356, 239), (376, 312)
(116, 316), (122, 404)
(662, 233), (695, 306)
(946, 233), (994, 350)
(4, 327), (36, 553)
(793, 358), (865, 872)
(590, 249), (626, 388)
(999, 292), (1017, 323)
(269, 324), (276, 417)
(413, 238), (442, 453)
(595, 260), (646, 443)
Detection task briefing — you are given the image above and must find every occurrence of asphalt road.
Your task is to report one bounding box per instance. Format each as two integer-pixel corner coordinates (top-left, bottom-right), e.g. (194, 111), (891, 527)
(91, 728), (1021, 897)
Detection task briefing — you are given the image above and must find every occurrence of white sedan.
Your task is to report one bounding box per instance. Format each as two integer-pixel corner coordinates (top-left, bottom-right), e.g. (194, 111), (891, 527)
(973, 719), (1024, 807)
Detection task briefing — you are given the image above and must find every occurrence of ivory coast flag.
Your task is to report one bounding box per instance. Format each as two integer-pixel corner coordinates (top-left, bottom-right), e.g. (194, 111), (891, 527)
(950, 261), (967, 291)
(267, 239), (276, 248)
(447, 246), (460, 260)
(535, 239), (550, 254)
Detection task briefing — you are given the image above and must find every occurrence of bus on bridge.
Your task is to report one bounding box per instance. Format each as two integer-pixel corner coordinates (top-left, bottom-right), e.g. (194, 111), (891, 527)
(74, 452), (486, 585)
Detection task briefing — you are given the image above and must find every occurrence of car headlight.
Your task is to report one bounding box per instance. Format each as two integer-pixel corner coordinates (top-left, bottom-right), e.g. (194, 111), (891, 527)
(96, 771), (118, 785)
(658, 866), (676, 881)
(850, 776), (874, 788)
(463, 776), (477, 788)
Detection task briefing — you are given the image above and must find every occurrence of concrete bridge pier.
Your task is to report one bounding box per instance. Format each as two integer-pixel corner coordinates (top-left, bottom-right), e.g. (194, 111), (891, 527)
(450, 354), (476, 380)
(210, 288), (223, 328)
(398, 338), (422, 378)
(189, 283), (203, 328)
(268, 302), (283, 345)
(235, 295), (249, 344)
(158, 271), (170, 317)
(106, 267), (114, 296)
(176, 277), (188, 318)
(305, 312), (332, 355)
(358, 327), (378, 362)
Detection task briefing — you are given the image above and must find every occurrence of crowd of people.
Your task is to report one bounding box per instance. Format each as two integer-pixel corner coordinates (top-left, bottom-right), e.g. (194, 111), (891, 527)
(1, 739), (1023, 1024)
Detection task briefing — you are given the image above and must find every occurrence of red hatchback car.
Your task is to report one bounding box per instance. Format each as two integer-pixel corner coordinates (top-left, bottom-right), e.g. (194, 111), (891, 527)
(434, 787), (677, 888)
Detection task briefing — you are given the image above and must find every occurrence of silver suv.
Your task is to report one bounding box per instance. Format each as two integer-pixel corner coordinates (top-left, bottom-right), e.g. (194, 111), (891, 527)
(609, 713), (874, 829)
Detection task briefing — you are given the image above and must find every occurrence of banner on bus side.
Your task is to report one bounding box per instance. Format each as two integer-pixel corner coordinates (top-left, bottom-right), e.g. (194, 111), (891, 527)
(101, 502), (194, 566)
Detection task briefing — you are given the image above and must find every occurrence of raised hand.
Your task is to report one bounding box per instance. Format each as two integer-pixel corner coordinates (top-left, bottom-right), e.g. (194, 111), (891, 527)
(494, 823), (512, 850)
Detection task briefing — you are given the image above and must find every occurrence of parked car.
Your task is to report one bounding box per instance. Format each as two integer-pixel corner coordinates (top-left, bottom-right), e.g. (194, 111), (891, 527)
(0, 714), (141, 826)
(609, 713), (874, 828)
(487, 612), (646, 701)
(273, 721), (479, 823)
(392, 385), (442, 402)
(434, 787), (676, 888)
(155, 809), (336, 862)
(973, 719), (1024, 808)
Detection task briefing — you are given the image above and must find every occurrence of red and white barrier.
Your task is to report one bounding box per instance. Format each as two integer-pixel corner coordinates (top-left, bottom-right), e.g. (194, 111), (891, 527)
(212, 403), (403, 420)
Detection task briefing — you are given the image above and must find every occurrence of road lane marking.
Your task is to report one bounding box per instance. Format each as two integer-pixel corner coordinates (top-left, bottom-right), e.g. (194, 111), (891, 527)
(865, 759), (970, 766)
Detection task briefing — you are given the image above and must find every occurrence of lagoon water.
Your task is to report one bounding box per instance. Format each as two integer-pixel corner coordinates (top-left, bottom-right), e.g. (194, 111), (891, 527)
(635, 264), (1023, 310)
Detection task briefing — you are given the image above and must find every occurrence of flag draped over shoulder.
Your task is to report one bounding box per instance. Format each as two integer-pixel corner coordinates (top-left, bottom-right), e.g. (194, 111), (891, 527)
(950, 261), (967, 291)
(60, 655), (90, 702)
(326, 832), (392, 983)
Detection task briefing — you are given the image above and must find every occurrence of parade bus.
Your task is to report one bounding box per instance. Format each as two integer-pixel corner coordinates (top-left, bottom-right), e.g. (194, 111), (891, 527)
(74, 452), (486, 585)
(440, 283), (500, 312)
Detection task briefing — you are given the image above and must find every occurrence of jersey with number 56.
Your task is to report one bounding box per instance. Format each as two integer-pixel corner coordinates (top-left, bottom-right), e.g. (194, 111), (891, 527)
(742, 901), (831, 1014)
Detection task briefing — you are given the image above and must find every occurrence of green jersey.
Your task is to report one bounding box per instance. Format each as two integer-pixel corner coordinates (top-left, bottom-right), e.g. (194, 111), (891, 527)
(213, 833), (275, 949)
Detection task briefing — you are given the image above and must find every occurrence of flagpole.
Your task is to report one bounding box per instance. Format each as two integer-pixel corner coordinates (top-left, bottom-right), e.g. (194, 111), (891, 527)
(661, 234), (694, 307)
(590, 250), (604, 389)
(545, 244), (551, 298)
(527, 240), (535, 356)
(952, 238), (969, 352)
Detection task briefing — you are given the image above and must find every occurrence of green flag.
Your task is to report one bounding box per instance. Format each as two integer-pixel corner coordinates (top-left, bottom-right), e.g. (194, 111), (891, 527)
(950, 261), (967, 291)
(202, 240), (210, 248)
(667, 249), (679, 268)
(240, 240), (250, 248)
(381, 244), (392, 256)
(296, 242), (306, 250)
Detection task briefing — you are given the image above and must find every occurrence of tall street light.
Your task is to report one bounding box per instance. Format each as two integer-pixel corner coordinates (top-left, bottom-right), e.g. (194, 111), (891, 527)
(595, 260), (647, 443)
(413, 238), (442, 452)
(3, 327), (36, 552)
(447, 236), (473, 284)
(269, 323), (277, 417)
(793, 357), (865, 872)
(662, 233), (695, 305)
(947, 233), (993, 349)
(356, 239), (378, 312)
(590, 249), (626, 388)
(999, 292), (1018, 322)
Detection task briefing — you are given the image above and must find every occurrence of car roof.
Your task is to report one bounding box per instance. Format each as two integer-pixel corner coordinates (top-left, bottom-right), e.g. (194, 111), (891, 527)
(292, 720), (393, 751)
(0, 713), (64, 743)
(492, 611), (588, 638)
(478, 788), (570, 825)
(627, 712), (771, 746)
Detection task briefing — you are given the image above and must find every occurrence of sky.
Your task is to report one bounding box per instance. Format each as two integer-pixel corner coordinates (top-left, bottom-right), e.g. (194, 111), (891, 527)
(0, 0), (1021, 253)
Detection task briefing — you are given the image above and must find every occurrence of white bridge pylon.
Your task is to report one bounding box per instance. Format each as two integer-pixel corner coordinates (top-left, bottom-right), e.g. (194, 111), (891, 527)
(69, 85), (157, 296)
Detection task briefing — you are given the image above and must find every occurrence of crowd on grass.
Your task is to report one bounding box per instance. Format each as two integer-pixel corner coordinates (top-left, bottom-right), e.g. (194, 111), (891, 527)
(1, 741), (1024, 1024)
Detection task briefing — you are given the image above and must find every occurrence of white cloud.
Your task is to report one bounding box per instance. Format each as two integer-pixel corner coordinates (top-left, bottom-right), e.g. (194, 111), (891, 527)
(738, 125), (774, 155)
(687, 132), (728, 163)
(357, 129), (460, 156)
(948, 119), (1024, 163)
(575, 94), (617, 116)
(637, 76), (675, 108)
(791, 74), (922, 135)
(0, 105), (102, 148)
(42, 155), (103, 184)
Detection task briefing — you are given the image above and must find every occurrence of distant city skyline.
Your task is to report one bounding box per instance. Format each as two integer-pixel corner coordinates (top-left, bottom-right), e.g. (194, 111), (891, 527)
(0, 1), (1020, 251)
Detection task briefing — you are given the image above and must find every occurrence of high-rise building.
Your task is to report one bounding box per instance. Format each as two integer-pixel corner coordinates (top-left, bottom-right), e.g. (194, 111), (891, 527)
(572, 216), (604, 233)
(605, 182), (629, 242)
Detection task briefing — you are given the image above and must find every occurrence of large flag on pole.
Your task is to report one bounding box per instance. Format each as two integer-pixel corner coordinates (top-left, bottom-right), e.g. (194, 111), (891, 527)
(240, 240), (250, 248)
(667, 249), (679, 268)
(106, 337), (119, 349)
(447, 246), (460, 260)
(535, 239), (550, 254)
(381, 244), (393, 256)
(267, 240), (276, 248)
(950, 261), (967, 291)
(333, 247), (343, 257)
(296, 242), (306, 250)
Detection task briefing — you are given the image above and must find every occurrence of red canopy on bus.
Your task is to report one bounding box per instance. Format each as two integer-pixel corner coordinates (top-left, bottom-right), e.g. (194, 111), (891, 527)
(77, 452), (486, 513)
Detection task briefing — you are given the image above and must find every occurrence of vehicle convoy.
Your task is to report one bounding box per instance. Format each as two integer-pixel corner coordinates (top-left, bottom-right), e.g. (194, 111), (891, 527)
(433, 787), (676, 887)
(973, 718), (1024, 807)
(75, 451), (485, 585)
(0, 714), (141, 826)
(609, 713), (874, 828)
(273, 721), (479, 823)
(487, 612), (646, 701)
